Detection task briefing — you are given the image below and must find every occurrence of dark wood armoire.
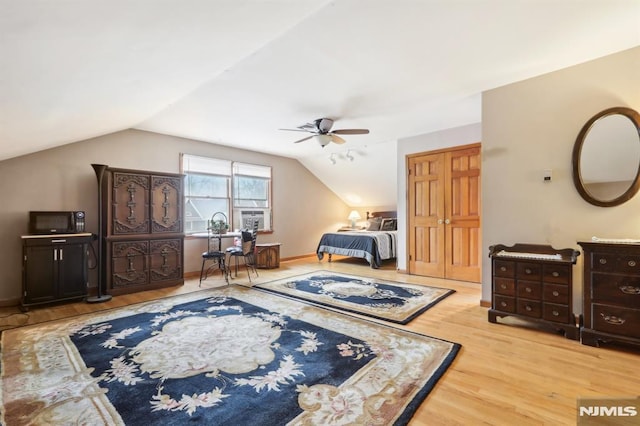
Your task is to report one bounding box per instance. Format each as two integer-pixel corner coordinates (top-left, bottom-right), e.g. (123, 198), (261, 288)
(100, 166), (184, 296)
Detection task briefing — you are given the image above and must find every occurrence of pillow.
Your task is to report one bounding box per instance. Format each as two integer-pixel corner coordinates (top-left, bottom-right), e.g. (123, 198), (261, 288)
(366, 217), (382, 231)
(380, 218), (397, 231)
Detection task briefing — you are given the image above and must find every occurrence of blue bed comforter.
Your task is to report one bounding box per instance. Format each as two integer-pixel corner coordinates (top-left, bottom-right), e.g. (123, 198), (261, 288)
(316, 231), (397, 268)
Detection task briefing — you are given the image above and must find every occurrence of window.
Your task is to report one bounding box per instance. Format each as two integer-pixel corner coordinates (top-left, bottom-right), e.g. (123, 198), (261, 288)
(181, 154), (272, 234)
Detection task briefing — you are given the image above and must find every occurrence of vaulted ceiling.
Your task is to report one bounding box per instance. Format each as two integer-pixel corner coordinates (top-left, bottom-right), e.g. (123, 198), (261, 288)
(1, 0), (638, 207)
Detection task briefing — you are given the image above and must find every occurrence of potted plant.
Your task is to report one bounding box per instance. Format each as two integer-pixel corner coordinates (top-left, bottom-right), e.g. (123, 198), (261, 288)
(210, 219), (228, 234)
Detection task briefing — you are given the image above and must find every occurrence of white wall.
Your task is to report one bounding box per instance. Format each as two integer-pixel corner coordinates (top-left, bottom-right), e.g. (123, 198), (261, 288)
(482, 46), (640, 310)
(299, 140), (399, 208)
(0, 129), (349, 303)
(396, 123), (483, 272)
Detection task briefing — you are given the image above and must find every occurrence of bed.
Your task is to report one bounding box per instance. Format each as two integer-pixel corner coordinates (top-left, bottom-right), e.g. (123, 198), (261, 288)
(316, 211), (397, 268)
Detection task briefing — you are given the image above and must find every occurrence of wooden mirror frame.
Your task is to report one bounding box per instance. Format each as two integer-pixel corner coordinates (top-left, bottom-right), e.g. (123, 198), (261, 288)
(572, 106), (640, 207)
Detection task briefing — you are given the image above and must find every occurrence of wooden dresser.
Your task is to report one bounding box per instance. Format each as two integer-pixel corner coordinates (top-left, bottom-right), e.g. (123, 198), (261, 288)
(488, 243), (580, 340)
(578, 241), (640, 348)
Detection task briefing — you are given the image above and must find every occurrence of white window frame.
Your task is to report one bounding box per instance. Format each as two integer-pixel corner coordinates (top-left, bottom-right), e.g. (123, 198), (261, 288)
(181, 154), (272, 234)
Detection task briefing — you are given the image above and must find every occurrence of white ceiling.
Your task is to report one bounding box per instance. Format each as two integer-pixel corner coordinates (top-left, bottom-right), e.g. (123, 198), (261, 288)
(1, 0), (639, 207)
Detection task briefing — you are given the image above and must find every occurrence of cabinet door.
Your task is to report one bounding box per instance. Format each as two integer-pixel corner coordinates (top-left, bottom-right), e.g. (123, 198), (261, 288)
(111, 241), (149, 288)
(151, 175), (182, 233)
(23, 245), (57, 304)
(149, 239), (182, 282)
(58, 242), (88, 298)
(112, 172), (150, 235)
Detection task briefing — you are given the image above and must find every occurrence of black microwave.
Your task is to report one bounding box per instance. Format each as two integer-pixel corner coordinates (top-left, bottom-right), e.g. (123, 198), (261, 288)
(29, 211), (86, 235)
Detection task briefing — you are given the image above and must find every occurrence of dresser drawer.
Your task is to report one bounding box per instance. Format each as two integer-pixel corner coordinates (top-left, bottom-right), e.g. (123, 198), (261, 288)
(494, 277), (515, 296)
(543, 283), (569, 304)
(592, 303), (640, 339)
(517, 299), (541, 318)
(493, 295), (515, 313)
(494, 260), (515, 277)
(543, 264), (571, 284)
(590, 252), (640, 274)
(592, 273), (640, 305)
(543, 303), (570, 323)
(615, 255), (640, 275)
(517, 281), (541, 299)
(517, 262), (542, 281)
(590, 253), (618, 272)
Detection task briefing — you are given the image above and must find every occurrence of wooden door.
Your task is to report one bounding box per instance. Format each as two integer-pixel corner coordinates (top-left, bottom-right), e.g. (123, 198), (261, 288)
(444, 146), (481, 282)
(408, 144), (481, 282)
(408, 153), (445, 277)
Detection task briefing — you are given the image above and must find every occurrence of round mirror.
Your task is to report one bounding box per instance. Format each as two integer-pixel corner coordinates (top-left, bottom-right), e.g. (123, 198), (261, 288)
(572, 107), (640, 207)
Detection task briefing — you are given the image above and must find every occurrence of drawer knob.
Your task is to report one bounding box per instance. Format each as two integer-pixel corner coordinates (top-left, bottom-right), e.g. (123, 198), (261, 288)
(525, 305), (532, 312)
(500, 266), (507, 272)
(525, 287), (532, 293)
(500, 301), (507, 308)
(599, 258), (607, 265)
(552, 310), (559, 316)
(629, 260), (637, 267)
(619, 285), (640, 295)
(500, 284), (507, 289)
(525, 268), (532, 274)
(552, 271), (559, 277)
(600, 313), (625, 325)
(552, 291), (559, 297)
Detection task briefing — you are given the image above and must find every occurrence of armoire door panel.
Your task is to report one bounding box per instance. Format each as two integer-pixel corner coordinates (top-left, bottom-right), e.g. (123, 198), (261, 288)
(111, 172), (150, 235)
(151, 175), (182, 233)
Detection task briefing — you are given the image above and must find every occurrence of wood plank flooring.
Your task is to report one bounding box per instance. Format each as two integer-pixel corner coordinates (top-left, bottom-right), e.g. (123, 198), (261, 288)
(1, 255), (638, 425)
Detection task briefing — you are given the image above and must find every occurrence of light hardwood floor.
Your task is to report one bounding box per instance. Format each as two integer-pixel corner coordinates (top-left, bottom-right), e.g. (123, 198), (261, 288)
(1, 256), (638, 425)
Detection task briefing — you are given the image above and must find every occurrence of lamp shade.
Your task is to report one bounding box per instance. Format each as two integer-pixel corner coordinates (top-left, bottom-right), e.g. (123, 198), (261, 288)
(316, 134), (333, 147)
(348, 210), (361, 228)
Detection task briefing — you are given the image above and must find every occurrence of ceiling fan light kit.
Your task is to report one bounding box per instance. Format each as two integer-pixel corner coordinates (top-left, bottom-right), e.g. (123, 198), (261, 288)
(281, 117), (369, 147)
(316, 134), (333, 147)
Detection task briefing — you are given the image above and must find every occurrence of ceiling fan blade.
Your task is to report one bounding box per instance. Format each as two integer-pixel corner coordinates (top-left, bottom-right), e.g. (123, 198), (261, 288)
(331, 129), (370, 135)
(279, 128), (311, 132)
(329, 134), (346, 144)
(293, 135), (315, 144)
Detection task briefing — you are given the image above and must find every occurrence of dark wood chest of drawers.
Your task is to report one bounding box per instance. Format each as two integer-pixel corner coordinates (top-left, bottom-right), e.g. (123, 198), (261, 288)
(488, 243), (580, 339)
(578, 241), (640, 348)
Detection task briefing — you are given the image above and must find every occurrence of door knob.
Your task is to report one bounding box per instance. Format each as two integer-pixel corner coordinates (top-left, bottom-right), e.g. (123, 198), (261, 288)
(444, 219), (451, 224)
(437, 219), (443, 224)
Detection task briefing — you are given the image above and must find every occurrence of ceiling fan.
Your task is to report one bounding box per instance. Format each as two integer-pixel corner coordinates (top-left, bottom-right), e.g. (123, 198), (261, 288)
(281, 118), (369, 147)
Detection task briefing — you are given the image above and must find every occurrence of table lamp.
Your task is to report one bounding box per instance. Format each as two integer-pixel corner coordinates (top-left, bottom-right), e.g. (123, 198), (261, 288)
(348, 210), (361, 228)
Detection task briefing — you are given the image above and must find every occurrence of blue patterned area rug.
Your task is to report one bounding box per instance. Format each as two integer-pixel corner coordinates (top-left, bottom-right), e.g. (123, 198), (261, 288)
(255, 271), (455, 324)
(0, 286), (460, 425)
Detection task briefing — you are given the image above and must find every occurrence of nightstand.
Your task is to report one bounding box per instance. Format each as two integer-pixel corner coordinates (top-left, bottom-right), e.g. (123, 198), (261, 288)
(255, 243), (281, 269)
